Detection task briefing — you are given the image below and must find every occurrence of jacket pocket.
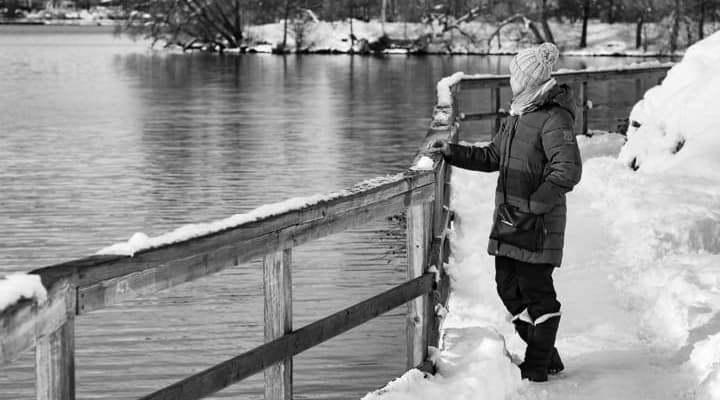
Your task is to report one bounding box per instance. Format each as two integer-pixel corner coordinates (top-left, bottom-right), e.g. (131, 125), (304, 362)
(490, 204), (546, 251)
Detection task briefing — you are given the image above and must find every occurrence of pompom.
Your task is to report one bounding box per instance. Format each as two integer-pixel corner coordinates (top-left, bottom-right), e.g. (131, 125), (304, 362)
(536, 42), (559, 67)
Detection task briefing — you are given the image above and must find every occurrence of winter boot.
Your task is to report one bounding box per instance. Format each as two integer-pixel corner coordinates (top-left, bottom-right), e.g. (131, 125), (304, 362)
(512, 313), (564, 375)
(520, 314), (561, 382)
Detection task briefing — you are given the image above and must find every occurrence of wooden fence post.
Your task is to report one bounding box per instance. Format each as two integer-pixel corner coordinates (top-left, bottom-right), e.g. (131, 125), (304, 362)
(263, 249), (293, 400)
(406, 202), (431, 369)
(425, 159), (452, 350)
(451, 84), (460, 135)
(35, 281), (75, 400)
(491, 87), (501, 135)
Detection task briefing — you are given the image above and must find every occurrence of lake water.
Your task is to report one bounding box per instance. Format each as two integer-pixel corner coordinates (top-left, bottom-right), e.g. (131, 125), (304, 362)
(0, 25), (662, 399)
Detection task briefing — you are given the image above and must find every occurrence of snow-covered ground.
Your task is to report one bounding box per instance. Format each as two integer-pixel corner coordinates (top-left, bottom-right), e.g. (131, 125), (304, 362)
(245, 18), (720, 55)
(363, 31), (720, 400)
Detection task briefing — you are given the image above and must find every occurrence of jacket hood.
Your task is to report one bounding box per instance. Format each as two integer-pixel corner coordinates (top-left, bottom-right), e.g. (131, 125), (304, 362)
(539, 83), (577, 120)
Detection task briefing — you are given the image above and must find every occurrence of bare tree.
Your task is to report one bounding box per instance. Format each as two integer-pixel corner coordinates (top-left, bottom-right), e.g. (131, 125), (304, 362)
(487, 13), (545, 48)
(607, 0), (616, 22)
(538, 0), (556, 43)
(579, 0), (591, 48)
(282, 0), (293, 51)
(120, 0), (246, 50)
(624, 0), (654, 49)
(699, 0), (706, 38)
(669, 0), (682, 53)
(694, 0), (718, 39)
(4, 0), (19, 18)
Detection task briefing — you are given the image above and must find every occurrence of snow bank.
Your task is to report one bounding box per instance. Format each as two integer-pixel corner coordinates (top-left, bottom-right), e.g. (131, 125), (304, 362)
(97, 176), (401, 256)
(619, 31), (720, 173)
(0, 273), (47, 313)
(581, 32), (720, 399)
(247, 19), (399, 53)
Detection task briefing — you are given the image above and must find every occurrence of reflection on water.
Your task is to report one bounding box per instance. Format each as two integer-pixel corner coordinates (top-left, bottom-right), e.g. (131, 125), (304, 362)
(0, 26), (663, 399)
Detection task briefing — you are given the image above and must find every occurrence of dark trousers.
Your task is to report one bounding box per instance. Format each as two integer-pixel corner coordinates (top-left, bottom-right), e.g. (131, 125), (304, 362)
(495, 256), (561, 320)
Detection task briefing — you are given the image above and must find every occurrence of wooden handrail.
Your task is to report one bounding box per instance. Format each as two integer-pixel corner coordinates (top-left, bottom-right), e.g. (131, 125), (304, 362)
(0, 151), (449, 400)
(1, 169), (436, 362)
(456, 64), (672, 136)
(458, 64), (673, 90)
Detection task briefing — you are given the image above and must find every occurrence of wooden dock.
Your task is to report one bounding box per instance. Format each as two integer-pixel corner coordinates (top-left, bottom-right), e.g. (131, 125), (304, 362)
(0, 63), (671, 400)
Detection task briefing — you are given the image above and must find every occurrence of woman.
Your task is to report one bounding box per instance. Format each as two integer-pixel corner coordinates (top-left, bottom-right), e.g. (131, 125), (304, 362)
(430, 43), (582, 382)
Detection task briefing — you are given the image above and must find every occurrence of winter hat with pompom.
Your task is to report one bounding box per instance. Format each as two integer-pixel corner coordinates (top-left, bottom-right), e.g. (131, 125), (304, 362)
(509, 42), (559, 91)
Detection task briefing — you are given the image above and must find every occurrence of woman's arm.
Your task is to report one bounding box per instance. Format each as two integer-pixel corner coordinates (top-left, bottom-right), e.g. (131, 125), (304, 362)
(446, 141), (501, 172)
(429, 132), (502, 172)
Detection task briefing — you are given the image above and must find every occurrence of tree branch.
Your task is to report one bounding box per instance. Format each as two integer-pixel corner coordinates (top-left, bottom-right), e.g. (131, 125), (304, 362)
(486, 13), (545, 48)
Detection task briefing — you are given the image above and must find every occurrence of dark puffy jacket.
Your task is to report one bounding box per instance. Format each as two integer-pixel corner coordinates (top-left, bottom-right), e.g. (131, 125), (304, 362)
(446, 84), (582, 266)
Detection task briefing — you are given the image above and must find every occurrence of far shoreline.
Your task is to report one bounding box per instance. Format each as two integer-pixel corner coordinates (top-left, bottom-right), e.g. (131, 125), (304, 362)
(0, 22), (680, 59)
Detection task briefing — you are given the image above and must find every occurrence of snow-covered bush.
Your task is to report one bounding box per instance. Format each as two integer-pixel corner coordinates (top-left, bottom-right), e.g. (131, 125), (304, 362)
(619, 31), (720, 174)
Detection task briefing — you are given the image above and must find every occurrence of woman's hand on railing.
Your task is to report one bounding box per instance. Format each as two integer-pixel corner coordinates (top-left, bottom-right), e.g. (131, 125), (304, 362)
(428, 139), (451, 157)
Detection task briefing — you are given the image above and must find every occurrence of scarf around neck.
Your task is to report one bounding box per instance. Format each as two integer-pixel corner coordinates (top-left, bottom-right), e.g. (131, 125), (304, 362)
(510, 78), (558, 116)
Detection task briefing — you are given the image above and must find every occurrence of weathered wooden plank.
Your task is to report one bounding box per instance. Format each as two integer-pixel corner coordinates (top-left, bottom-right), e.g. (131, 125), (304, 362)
(139, 273), (436, 400)
(22, 170), (434, 309)
(36, 318), (75, 400)
(0, 280), (72, 366)
(459, 65), (672, 90)
(29, 256), (120, 298)
(451, 83), (460, 125)
(461, 111), (508, 122)
(263, 249), (292, 400)
(35, 278), (76, 400)
(77, 182), (435, 314)
(431, 161), (446, 239)
(425, 238), (443, 351)
(426, 156), (454, 353)
(75, 170), (433, 286)
(406, 203), (431, 369)
(491, 87), (502, 134)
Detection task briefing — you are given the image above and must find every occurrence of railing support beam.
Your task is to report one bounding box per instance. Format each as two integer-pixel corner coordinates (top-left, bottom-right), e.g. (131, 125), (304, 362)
(580, 81), (589, 135)
(491, 87), (501, 135)
(264, 249), (293, 400)
(35, 280), (75, 400)
(406, 203), (431, 369)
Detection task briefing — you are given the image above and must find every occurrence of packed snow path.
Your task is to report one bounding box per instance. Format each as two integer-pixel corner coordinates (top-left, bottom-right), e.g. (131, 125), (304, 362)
(363, 134), (718, 400)
(438, 136), (703, 400)
(519, 178), (696, 400)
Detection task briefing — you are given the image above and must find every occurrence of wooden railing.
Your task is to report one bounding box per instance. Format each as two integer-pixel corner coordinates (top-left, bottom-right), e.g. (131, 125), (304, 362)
(457, 64), (672, 136)
(0, 96), (458, 399)
(1, 63), (672, 400)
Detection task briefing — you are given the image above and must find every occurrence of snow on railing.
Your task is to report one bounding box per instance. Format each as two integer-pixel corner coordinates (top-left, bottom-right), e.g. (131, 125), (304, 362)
(0, 273), (47, 312)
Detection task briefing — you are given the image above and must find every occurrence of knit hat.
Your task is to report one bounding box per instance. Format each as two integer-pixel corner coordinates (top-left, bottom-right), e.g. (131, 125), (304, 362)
(509, 43), (559, 91)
